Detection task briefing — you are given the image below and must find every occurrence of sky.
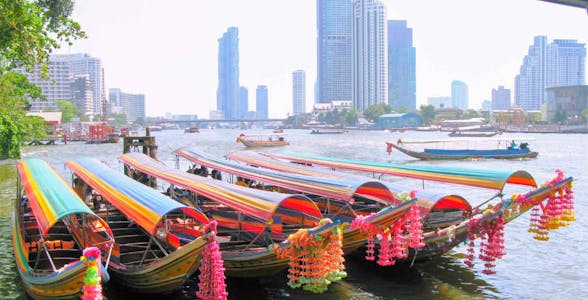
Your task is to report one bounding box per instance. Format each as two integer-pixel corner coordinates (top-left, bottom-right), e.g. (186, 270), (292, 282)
(58, 0), (588, 118)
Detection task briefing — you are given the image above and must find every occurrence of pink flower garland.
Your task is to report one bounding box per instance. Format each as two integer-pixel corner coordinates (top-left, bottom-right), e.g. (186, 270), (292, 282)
(349, 205), (425, 266)
(196, 220), (228, 300)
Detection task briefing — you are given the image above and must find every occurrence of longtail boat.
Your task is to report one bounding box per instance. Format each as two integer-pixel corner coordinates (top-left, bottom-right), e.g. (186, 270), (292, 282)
(172, 148), (432, 266)
(264, 151), (576, 273)
(385, 138), (538, 160)
(118, 152), (346, 291)
(13, 158), (114, 300)
(65, 157), (211, 294)
(236, 133), (289, 147)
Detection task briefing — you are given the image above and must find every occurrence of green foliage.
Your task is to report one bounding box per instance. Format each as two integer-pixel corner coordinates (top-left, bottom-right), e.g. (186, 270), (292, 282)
(0, 72), (47, 158)
(364, 103), (391, 121)
(0, 1), (84, 158)
(0, 0), (85, 74)
(109, 112), (127, 127)
(344, 109), (357, 126)
(419, 105), (436, 125)
(284, 113), (311, 128)
(134, 117), (146, 127)
(55, 100), (77, 123)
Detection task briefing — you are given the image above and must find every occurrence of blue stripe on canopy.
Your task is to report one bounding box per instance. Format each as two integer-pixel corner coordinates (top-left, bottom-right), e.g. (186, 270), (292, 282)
(18, 158), (112, 237)
(65, 157), (208, 235)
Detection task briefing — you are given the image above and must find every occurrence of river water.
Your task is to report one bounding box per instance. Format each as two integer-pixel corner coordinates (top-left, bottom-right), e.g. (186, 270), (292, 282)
(1, 129), (586, 299)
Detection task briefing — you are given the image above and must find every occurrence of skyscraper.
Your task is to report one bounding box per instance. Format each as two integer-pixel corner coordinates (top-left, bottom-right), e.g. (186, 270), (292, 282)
(292, 70), (306, 115)
(217, 27), (240, 120)
(256, 85), (268, 119)
(109, 88), (145, 123)
(239, 87), (248, 119)
(491, 86), (511, 110)
(316, 0), (353, 104)
(546, 39), (586, 88)
(388, 20), (416, 110)
(516, 36), (586, 111)
(451, 80), (468, 109)
(515, 36), (548, 110)
(352, 0), (388, 111)
(65, 53), (105, 118)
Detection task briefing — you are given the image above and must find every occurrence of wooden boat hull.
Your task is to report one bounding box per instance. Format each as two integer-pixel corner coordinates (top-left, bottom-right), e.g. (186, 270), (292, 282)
(406, 176), (573, 261)
(12, 212), (90, 300)
(237, 138), (289, 148)
(107, 236), (207, 294)
(390, 143), (538, 160)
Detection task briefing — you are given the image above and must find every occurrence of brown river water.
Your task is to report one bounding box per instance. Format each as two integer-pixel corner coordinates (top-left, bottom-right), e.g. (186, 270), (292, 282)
(1, 129), (586, 299)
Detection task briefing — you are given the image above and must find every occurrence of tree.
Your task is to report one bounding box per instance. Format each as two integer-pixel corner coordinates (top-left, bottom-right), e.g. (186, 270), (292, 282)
(55, 100), (77, 123)
(0, 0), (85, 73)
(344, 109), (358, 126)
(109, 112), (128, 128)
(419, 105), (436, 125)
(0, 0), (85, 158)
(0, 72), (47, 158)
(364, 103), (391, 121)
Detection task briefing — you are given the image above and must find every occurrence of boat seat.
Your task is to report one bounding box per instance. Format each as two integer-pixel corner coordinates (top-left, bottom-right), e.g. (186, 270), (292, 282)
(25, 240), (76, 253)
(115, 234), (150, 244)
(25, 233), (75, 242)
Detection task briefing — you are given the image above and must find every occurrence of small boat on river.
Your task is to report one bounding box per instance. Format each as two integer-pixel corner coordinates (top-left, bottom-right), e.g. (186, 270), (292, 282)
(448, 131), (500, 137)
(184, 127), (200, 133)
(118, 152), (346, 291)
(386, 138), (538, 160)
(65, 157), (212, 294)
(310, 129), (347, 134)
(236, 133), (288, 147)
(13, 158), (114, 300)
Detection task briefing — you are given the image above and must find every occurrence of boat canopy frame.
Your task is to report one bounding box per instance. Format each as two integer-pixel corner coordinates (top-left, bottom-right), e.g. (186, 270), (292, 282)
(119, 152), (323, 241)
(174, 147), (400, 206)
(17, 158), (115, 272)
(267, 150), (538, 191)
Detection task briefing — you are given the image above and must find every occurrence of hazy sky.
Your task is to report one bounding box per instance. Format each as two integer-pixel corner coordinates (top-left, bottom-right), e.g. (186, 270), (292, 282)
(59, 0), (588, 118)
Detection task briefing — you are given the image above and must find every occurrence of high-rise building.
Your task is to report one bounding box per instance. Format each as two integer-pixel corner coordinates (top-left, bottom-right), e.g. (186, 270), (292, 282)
(451, 80), (468, 109)
(256, 85), (268, 119)
(65, 53), (105, 118)
(317, 0), (353, 104)
(352, 0), (388, 112)
(109, 88), (145, 123)
(492, 86), (511, 110)
(388, 20), (416, 110)
(516, 37), (586, 111)
(14, 53), (104, 118)
(217, 27), (240, 120)
(546, 39), (586, 88)
(71, 74), (93, 116)
(515, 36), (548, 110)
(292, 70), (306, 115)
(239, 87), (248, 119)
(14, 56), (73, 112)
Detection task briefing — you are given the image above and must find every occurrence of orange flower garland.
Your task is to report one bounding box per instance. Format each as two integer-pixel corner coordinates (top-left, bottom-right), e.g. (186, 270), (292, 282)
(274, 219), (346, 293)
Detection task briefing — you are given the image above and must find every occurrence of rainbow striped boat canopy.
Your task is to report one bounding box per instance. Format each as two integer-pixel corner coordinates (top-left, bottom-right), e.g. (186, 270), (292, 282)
(18, 158), (114, 238)
(267, 151), (538, 191)
(119, 152), (323, 223)
(174, 147), (398, 206)
(226, 151), (472, 214)
(65, 157), (209, 235)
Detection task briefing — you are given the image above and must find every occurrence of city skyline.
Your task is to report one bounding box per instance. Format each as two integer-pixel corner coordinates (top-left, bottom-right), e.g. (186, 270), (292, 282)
(58, 0), (588, 118)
